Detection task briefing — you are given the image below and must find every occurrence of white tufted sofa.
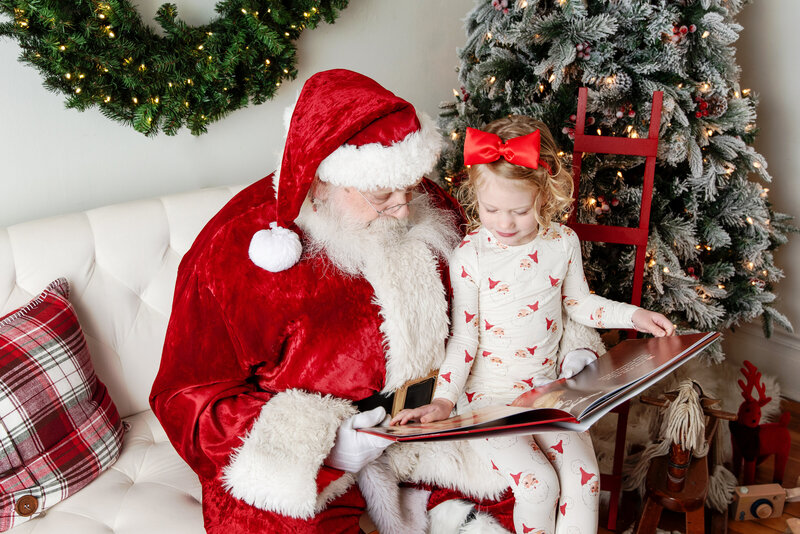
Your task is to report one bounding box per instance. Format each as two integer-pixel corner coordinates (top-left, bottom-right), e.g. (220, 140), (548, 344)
(0, 185), (244, 533)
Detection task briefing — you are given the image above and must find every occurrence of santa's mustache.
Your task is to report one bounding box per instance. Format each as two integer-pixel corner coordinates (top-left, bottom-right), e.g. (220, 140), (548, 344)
(296, 191), (459, 277)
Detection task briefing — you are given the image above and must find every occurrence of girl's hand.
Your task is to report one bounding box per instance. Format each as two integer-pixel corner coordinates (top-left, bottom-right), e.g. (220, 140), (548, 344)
(632, 308), (675, 337)
(390, 398), (454, 426)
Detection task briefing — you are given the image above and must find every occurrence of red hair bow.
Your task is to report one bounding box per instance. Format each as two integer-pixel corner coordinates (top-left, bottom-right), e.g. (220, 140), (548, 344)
(463, 127), (551, 172)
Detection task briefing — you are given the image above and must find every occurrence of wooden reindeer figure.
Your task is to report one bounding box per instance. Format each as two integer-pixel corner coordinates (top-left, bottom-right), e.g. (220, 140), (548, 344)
(729, 360), (791, 485)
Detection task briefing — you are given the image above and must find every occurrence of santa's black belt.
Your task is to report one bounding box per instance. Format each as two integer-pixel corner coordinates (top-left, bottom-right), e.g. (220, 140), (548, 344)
(355, 370), (438, 417)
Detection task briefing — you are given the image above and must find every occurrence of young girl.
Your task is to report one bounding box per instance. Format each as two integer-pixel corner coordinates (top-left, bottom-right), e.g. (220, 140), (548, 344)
(391, 116), (674, 534)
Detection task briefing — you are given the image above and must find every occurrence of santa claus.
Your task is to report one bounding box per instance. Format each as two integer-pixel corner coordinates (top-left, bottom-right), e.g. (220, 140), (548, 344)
(150, 69), (602, 533)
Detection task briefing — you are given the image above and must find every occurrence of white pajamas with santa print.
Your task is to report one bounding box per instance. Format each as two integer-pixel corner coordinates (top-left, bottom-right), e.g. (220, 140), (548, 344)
(434, 223), (638, 534)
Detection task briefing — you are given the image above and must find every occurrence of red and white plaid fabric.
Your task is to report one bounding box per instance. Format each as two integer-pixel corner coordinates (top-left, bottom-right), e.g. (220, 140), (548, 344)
(0, 279), (123, 531)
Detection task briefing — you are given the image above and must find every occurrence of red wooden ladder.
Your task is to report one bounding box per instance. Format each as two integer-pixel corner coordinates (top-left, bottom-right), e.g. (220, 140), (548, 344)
(567, 86), (664, 530)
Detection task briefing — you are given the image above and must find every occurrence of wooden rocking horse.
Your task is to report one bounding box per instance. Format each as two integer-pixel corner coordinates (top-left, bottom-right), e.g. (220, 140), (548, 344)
(630, 381), (736, 534)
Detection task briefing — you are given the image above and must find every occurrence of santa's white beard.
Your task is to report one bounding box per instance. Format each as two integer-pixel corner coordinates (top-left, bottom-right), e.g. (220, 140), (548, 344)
(296, 190), (457, 392)
(296, 192), (460, 277)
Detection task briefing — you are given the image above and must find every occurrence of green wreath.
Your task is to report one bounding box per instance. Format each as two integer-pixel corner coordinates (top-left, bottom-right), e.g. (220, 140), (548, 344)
(0, 0), (349, 135)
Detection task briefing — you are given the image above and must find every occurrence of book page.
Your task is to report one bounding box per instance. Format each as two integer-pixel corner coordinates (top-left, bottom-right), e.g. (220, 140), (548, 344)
(360, 405), (574, 440)
(511, 332), (719, 419)
(359, 332), (720, 441)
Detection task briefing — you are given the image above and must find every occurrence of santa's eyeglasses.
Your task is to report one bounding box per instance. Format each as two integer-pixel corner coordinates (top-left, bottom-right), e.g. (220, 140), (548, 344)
(357, 185), (425, 216)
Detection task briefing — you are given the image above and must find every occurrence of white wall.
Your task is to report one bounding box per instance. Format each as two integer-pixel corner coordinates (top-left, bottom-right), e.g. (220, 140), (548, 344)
(0, 0), (474, 226)
(722, 0), (800, 400)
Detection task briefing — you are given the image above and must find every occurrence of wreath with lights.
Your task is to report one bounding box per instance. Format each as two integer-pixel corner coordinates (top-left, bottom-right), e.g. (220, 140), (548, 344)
(0, 0), (349, 135)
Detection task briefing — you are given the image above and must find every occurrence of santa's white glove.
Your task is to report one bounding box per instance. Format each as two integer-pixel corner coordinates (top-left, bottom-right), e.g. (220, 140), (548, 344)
(530, 376), (556, 388)
(326, 407), (392, 473)
(559, 348), (598, 379)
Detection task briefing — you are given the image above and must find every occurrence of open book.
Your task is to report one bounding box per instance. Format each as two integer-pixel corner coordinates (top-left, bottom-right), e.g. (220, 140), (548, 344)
(359, 331), (720, 441)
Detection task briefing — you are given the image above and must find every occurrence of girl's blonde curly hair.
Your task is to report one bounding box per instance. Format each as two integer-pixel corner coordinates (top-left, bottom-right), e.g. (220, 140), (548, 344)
(457, 115), (574, 233)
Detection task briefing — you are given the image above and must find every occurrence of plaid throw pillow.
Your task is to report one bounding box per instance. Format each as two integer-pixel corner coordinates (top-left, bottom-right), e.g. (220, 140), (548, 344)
(0, 278), (124, 531)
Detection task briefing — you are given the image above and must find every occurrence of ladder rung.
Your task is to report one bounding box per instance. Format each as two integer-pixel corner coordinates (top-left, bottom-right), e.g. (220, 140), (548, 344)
(570, 223), (649, 246)
(574, 135), (658, 157)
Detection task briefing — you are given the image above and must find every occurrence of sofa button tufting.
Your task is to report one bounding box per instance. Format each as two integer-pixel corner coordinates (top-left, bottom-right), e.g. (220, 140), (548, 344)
(16, 495), (38, 516)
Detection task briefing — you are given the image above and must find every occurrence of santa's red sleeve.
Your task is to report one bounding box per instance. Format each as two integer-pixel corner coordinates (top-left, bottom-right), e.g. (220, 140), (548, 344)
(149, 269), (357, 519)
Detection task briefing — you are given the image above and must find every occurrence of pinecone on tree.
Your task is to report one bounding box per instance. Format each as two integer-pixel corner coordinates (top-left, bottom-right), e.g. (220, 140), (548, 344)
(607, 72), (633, 94)
(706, 93), (728, 118)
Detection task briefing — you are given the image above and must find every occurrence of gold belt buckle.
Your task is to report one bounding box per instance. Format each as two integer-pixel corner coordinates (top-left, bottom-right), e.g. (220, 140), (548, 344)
(390, 369), (439, 417)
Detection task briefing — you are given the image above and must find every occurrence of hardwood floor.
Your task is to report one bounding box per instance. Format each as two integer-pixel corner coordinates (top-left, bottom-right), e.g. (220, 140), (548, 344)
(599, 397), (800, 533)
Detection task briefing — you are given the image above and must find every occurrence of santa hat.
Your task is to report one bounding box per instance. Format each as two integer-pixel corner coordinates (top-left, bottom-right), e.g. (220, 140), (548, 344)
(249, 69), (443, 272)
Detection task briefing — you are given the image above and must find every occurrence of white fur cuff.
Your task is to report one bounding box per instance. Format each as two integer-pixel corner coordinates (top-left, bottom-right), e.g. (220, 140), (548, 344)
(428, 500), (512, 534)
(222, 389), (357, 518)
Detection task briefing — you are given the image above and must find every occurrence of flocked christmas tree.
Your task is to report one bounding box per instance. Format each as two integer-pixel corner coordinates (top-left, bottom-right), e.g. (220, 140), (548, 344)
(439, 0), (795, 345)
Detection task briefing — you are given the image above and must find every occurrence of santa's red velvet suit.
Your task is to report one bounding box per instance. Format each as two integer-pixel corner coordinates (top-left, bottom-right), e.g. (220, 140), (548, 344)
(151, 176), (455, 532)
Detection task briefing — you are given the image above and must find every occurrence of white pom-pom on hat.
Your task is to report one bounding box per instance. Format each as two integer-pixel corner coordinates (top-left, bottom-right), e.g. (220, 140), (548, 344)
(249, 222), (302, 273)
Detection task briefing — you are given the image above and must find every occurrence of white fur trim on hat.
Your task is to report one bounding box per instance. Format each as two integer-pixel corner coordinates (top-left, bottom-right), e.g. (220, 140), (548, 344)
(316, 113), (443, 191)
(222, 389), (357, 518)
(249, 222), (303, 272)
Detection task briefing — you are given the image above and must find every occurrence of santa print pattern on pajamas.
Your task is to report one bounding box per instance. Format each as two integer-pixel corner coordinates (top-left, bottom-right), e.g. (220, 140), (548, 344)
(433, 222), (637, 533)
(467, 426), (599, 534)
(434, 223), (638, 405)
